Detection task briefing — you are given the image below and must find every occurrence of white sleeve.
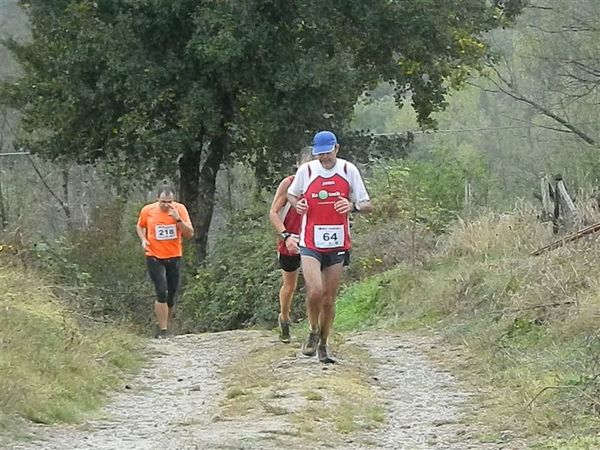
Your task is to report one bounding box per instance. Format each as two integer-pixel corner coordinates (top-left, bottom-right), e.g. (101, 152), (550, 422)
(287, 163), (307, 197)
(347, 163), (370, 203)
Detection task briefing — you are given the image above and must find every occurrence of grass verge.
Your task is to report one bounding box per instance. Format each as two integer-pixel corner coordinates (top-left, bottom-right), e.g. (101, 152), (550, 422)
(219, 332), (384, 447)
(0, 259), (144, 441)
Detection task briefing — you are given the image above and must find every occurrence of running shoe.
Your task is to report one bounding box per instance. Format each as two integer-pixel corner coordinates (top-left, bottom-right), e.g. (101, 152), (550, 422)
(302, 331), (320, 356)
(155, 328), (169, 339)
(279, 317), (291, 344)
(317, 343), (336, 364)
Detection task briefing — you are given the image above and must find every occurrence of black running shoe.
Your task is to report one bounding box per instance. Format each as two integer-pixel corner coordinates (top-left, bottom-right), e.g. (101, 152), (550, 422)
(279, 317), (291, 344)
(155, 329), (169, 339)
(302, 331), (320, 356)
(318, 343), (336, 364)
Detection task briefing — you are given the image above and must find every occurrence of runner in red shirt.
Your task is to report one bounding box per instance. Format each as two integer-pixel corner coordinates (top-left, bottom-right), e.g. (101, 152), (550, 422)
(287, 130), (372, 363)
(269, 148), (313, 343)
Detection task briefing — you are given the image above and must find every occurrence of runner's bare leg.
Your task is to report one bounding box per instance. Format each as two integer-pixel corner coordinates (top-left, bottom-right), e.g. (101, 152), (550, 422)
(155, 301), (169, 330)
(301, 255), (323, 332)
(319, 262), (344, 343)
(279, 270), (299, 321)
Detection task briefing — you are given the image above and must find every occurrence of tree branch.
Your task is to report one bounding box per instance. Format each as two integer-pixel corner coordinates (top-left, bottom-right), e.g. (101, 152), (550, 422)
(26, 155), (71, 219)
(527, 385), (600, 409)
(487, 69), (596, 145)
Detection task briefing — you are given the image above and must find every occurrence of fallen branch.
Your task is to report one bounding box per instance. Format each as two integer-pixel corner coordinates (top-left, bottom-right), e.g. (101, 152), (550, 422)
(527, 385), (571, 408)
(527, 384), (600, 409)
(26, 155), (71, 220)
(531, 220), (600, 256)
(489, 301), (575, 315)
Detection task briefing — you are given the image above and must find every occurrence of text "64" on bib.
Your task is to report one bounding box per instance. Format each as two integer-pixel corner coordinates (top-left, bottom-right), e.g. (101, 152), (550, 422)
(314, 225), (344, 249)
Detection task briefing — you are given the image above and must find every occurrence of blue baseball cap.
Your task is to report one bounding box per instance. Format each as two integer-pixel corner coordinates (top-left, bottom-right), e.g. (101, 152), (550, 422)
(312, 130), (337, 155)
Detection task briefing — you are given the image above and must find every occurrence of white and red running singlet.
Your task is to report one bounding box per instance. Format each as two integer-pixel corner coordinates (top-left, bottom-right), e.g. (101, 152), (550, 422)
(288, 159), (370, 252)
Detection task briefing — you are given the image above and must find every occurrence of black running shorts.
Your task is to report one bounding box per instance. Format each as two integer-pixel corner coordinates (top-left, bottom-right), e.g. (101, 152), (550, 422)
(278, 253), (301, 272)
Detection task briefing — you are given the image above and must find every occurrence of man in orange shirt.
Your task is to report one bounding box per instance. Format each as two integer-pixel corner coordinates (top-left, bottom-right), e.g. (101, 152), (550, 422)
(136, 185), (194, 338)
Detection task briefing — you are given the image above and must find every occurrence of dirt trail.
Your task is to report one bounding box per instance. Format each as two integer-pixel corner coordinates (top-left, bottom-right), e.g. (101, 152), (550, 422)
(9, 330), (524, 450)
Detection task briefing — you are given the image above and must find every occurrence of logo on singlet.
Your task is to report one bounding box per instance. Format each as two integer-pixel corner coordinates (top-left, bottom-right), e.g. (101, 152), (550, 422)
(314, 190), (341, 200)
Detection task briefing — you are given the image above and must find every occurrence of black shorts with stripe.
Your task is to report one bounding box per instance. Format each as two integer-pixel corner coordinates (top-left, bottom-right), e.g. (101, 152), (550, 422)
(279, 249), (350, 271)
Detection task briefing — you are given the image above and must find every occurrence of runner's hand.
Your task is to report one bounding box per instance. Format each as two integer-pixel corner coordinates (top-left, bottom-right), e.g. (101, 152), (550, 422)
(167, 205), (181, 221)
(334, 198), (352, 214)
(295, 198), (308, 215)
(141, 239), (150, 250)
(285, 235), (300, 254)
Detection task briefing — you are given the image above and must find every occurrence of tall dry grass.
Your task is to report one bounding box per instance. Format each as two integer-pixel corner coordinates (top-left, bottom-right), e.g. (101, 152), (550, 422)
(376, 207), (600, 446)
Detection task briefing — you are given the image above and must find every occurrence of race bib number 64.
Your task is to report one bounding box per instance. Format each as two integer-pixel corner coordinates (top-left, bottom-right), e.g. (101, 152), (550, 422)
(155, 224), (177, 241)
(314, 225), (344, 249)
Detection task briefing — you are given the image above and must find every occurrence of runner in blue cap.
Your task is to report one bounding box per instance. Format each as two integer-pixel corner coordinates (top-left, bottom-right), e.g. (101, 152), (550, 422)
(287, 130), (372, 363)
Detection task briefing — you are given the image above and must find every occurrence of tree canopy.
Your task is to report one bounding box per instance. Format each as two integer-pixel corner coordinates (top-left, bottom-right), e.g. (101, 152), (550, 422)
(1, 0), (525, 260)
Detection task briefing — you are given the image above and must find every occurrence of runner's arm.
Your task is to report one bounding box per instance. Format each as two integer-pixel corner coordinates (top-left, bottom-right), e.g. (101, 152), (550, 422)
(353, 199), (373, 214)
(269, 178), (292, 233)
(136, 224), (146, 241)
(286, 191), (308, 215)
(172, 205), (194, 239)
(349, 163), (373, 214)
(177, 220), (194, 239)
(136, 224), (149, 250)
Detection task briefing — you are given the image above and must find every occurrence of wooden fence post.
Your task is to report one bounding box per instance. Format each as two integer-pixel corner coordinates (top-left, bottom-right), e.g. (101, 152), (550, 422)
(463, 178), (472, 216)
(540, 174), (553, 220)
(555, 174), (579, 229)
(552, 176), (560, 234)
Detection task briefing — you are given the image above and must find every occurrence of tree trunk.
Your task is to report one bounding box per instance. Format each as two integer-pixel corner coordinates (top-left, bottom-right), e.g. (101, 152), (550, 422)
(179, 94), (233, 263)
(179, 147), (203, 261)
(463, 178), (472, 217)
(62, 166), (73, 230)
(0, 172), (6, 230)
(179, 139), (226, 264)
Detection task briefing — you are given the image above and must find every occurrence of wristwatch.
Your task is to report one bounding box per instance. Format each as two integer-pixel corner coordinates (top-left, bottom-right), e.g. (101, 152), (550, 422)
(176, 218), (183, 223)
(279, 231), (292, 241)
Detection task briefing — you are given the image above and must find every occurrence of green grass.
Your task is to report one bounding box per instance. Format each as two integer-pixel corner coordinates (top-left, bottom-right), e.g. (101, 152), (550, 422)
(0, 262), (144, 433)
(533, 436), (600, 450)
(335, 270), (399, 331)
(219, 335), (385, 445)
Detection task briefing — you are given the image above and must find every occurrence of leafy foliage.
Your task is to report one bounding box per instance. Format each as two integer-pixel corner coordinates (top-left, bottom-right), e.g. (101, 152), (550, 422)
(179, 203), (291, 331)
(335, 272), (392, 331)
(0, 0), (525, 260)
(368, 145), (489, 232)
(25, 198), (153, 322)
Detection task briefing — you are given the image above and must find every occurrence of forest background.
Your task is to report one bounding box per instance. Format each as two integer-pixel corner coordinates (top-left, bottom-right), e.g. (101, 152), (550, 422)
(1, 1), (600, 449)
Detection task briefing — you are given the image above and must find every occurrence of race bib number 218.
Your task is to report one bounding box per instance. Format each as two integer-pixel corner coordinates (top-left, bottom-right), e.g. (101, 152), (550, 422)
(155, 224), (177, 241)
(314, 225), (344, 249)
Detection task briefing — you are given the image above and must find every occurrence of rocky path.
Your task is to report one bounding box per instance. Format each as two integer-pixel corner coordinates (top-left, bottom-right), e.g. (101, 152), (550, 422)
(9, 330), (524, 450)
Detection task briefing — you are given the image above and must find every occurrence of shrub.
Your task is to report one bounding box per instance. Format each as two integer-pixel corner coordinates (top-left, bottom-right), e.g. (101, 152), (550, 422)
(179, 205), (300, 331)
(22, 199), (153, 324)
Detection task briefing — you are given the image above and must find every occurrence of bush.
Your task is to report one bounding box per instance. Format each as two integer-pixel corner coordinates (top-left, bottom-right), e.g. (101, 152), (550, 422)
(179, 205), (301, 331)
(22, 198), (153, 324)
(370, 209), (600, 442)
(367, 145), (489, 232)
